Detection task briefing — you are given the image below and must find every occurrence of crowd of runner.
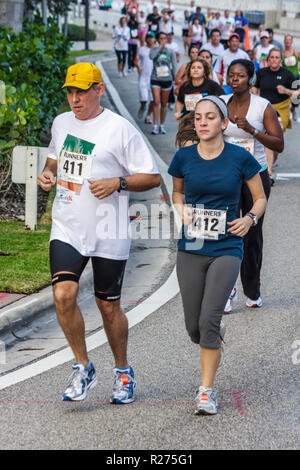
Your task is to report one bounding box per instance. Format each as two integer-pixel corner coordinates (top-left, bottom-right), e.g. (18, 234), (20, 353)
(110, 2), (298, 414)
(35, 2), (299, 418)
(112, 1), (299, 154)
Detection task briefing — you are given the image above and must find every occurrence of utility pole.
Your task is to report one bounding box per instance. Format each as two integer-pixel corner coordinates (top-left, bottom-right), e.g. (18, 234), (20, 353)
(42, 0), (47, 25)
(276, 0), (283, 28)
(85, 0), (89, 51)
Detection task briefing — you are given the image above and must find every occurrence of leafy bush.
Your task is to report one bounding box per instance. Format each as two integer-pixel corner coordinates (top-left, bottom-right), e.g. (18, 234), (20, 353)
(0, 17), (71, 217)
(67, 23), (96, 41)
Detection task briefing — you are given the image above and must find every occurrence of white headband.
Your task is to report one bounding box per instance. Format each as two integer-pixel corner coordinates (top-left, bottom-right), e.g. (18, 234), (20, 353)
(197, 95), (228, 118)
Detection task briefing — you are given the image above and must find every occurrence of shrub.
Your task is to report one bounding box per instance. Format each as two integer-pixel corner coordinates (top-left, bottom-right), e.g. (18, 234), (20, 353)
(67, 23), (96, 41)
(0, 17), (71, 218)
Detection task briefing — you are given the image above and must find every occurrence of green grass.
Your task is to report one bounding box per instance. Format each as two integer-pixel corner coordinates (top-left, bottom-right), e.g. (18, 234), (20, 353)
(66, 49), (106, 67)
(0, 187), (55, 294)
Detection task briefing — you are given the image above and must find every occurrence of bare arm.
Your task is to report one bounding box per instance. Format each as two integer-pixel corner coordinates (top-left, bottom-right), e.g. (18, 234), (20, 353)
(227, 172), (267, 237)
(233, 104), (284, 152)
(37, 157), (57, 192)
(174, 64), (186, 87)
(174, 99), (184, 120)
(277, 84), (300, 99)
(88, 173), (160, 200)
(172, 177), (192, 225)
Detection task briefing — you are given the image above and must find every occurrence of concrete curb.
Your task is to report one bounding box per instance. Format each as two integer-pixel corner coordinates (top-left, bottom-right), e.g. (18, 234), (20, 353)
(0, 53), (175, 338)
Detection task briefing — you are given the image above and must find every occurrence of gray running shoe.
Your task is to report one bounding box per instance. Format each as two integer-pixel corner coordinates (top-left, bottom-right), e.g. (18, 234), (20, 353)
(63, 362), (97, 402)
(110, 366), (136, 404)
(195, 386), (218, 415)
(138, 106), (145, 119)
(220, 319), (226, 342)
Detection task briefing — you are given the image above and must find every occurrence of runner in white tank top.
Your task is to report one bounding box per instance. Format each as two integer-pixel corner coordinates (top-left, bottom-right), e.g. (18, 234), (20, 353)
(222, 59), (283, 311)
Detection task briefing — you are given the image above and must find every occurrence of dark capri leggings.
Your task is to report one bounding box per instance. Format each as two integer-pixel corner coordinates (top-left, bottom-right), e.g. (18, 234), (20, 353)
(176, 251), (241, 349)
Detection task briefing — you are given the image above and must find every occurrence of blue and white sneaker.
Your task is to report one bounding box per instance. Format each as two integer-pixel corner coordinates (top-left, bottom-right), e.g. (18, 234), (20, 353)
(110, 366), (136, 404)
(194, 386), (218, 415)
(62, 361), (97, 402)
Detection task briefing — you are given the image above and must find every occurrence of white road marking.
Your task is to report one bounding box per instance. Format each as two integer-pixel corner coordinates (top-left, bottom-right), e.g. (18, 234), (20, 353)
(0, 268), (179, 391)
(276, 173), (300, 178)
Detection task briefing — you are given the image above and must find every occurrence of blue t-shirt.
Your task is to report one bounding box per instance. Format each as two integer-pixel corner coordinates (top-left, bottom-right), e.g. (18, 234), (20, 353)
(168, 142), (261, 259)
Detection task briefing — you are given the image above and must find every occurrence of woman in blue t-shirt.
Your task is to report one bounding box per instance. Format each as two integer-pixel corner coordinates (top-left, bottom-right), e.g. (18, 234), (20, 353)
(168, 96), (267, 416)
(234, 10), (248, 45)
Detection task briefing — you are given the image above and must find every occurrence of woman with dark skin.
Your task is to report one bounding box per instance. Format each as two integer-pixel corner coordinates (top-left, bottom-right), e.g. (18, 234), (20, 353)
(222, 59), (284, 310)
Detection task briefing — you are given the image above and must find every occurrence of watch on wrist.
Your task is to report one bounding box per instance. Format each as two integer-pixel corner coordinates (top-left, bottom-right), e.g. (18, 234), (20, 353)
(118, 176), (128, 192)
(245, 212), (258, 226)
(252, 128), (259, 137)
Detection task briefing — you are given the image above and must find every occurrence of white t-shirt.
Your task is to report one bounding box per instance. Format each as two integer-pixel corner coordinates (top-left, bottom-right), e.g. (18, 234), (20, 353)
(255, 44), (273, 68)
(138, 46), (153, 78)
(222, 93), (269, 168)
(207, 17), (224, 32)
(158, 18), (173, 34)
(190, 24), (203, 42)
(146, 1), (160, 15)
(222, 48), (250, 80)
(48, 109), (159, 260)
(113, 25), (131, 51)
(166, 41), (180, 57)
(201, 42), (224, 74)
(221, 16), (235, 40)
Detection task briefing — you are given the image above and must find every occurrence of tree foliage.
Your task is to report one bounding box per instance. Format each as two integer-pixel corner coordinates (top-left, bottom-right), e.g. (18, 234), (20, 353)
(0, 17), (71, 214)
(25, 0), (76, 16)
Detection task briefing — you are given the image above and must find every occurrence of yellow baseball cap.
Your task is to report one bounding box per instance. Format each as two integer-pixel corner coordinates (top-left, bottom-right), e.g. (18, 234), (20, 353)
(62, 62), (102, 90)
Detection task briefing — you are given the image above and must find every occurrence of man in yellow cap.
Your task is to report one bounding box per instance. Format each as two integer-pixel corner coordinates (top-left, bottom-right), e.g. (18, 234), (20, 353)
(38, 62), (160, 404)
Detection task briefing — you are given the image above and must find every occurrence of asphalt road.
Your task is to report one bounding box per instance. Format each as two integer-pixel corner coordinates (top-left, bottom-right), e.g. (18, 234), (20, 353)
(0, 48), (299, 450)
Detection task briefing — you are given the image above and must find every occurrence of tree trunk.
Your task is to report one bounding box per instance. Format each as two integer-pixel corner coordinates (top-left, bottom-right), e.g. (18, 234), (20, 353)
(0, 0), (25, 33)
(64, 11), (68, 37)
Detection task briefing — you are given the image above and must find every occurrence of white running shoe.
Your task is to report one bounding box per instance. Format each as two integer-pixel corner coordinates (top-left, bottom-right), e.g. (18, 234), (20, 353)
(122, 70), (127, 77)
(195, 386), (218, 415)
(151, 125), (159, 135)
(246, 296), (262, 308)
(62, 362), (97, 402)
(224, 287), (237, 314)
(110, 366), (136, 405)
(118, 71), (122, 78)
(159, 125), (167, 134)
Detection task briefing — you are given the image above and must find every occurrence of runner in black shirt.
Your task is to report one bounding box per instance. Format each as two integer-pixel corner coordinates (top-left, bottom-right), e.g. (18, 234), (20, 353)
(255, 64), (295, 104)
(146, 7), (161, 35)
(174, 58), (223, 119)
(253, 47), (296, 181)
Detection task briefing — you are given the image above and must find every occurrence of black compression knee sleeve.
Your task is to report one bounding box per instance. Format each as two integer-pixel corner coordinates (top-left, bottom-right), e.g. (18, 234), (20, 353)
(51, 273), (79, 286)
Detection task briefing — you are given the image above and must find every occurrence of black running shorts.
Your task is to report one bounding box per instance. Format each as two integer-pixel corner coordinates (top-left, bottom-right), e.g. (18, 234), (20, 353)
(49, 240), (126, 302)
